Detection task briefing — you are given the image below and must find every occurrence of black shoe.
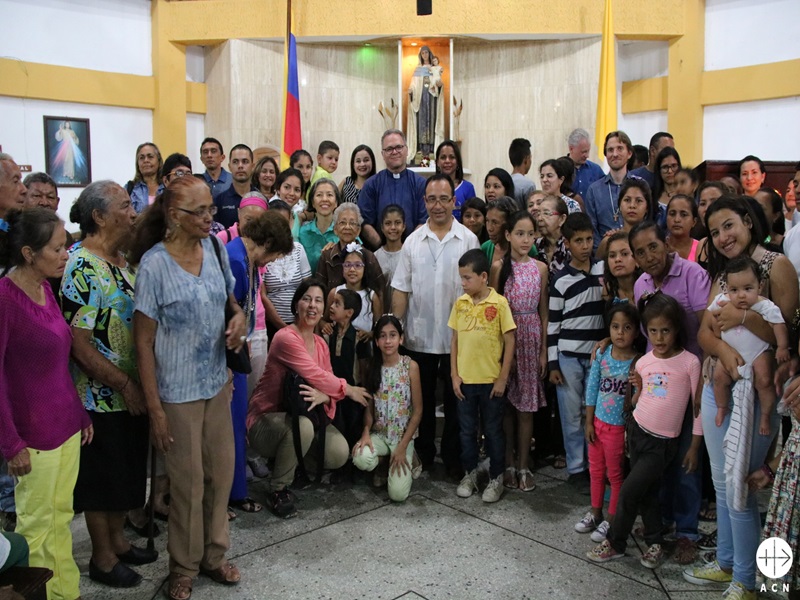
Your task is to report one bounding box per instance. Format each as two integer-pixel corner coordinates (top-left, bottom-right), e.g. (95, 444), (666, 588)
(1, 512), (16, 533)
(116, 544), (159, 565)
(268, 489), (297, 519)
(124, 516), (160, 538)
(89, 559), (142, 588)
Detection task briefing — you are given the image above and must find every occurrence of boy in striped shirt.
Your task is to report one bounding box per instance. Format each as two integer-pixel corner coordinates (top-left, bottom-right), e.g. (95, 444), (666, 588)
(547, 212), (606, 491)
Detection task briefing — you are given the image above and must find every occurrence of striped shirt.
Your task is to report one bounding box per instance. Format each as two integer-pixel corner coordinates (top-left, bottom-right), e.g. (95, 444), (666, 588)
(262, 242), (311, 325)
(134, 237), (235, 404)
(547, 260), (605, 370)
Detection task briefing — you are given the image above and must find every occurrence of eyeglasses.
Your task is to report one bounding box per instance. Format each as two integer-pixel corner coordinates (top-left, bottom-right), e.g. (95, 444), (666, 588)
(540, 210), (561, 217)
(425, 195), (452, 206)
(660, 164), (679, 173)
(176, 206), (217, 217)
(169, 170), (193, 179)
(337, 220), (360, 228)
(382, 144), (406, 154)
(343, 261), (365, 270)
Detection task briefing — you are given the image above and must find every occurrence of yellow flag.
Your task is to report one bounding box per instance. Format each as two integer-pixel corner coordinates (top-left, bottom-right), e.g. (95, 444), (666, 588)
(595, 0), (617, 162)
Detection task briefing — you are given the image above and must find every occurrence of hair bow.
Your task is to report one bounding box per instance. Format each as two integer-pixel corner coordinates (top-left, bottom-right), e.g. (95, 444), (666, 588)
(345, 242), (363, 255)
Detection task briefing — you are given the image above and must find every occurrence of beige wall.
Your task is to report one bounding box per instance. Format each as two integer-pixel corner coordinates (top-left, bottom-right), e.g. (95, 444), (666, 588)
(206, 38), (601, 193)
(205, 40), (397, 180)
(453, 38), (601, 193)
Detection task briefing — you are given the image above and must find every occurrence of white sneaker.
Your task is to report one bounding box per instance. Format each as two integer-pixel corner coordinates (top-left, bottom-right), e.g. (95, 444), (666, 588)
(482, 475), (504, 503)
(590, 520), (610, 542)
(456, 470), (477, 498)
(574, 511), (598, 533)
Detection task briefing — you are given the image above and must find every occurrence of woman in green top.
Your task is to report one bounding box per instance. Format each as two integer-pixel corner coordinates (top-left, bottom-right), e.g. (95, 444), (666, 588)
(61, 181), (155, 588)
(481, 196), (536, 263)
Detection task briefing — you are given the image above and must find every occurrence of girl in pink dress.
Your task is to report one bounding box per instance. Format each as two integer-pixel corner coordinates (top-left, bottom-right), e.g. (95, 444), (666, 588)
(490, 211), (549, 492)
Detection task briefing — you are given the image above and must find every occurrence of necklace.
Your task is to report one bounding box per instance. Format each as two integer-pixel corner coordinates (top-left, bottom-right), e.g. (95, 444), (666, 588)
(607, 182), (620, 224)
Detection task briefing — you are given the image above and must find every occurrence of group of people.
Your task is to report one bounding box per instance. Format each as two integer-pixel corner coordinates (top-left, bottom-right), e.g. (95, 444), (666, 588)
(0, 124), (798, 600)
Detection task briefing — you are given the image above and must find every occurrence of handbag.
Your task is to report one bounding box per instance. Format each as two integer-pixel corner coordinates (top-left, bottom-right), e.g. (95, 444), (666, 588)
(210, 235), (253, 374)
(284, 371), (328, 484)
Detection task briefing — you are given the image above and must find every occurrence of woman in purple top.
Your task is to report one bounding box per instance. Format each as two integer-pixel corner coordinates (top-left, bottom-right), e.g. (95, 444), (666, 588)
(0, 207), (93, 600)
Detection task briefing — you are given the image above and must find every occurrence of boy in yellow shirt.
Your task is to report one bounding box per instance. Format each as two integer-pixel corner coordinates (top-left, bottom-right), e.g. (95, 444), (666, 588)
(310, 140), (339, 188)
(448, 249), (516, 503)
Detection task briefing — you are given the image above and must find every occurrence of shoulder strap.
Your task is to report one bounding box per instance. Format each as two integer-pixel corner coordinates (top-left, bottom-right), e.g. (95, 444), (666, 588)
(209, 234), (224, 269)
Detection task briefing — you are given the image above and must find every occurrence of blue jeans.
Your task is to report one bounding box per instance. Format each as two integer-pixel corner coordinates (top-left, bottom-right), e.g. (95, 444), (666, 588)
(457, 384), (506, 479)
(660, 404), (703, 541)
(555, 354), (590, 475)
(701, 383), (778, 589)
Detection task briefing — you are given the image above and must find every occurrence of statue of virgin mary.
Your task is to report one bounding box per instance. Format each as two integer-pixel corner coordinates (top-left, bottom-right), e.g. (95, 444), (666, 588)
(407, 46), (445, 161)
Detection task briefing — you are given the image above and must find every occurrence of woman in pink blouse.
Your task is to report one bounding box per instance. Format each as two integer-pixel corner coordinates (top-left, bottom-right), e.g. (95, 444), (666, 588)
(247, 278), (370, 519)
(0, 208), (93, 600)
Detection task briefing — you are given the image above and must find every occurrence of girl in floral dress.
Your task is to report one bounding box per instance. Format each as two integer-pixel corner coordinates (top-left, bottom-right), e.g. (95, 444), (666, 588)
(491, 211), (549, 491)
(353, 315), (422, 502)
(749, 408), (800, 599)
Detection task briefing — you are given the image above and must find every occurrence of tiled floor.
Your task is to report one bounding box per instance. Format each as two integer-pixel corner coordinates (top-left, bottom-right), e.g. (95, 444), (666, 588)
(70, 462), (744, 600)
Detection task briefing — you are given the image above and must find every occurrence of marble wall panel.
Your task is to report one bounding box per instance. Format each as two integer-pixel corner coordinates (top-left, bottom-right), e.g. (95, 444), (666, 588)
(206, 40), (396, 180)
(454, 38), (601, 191)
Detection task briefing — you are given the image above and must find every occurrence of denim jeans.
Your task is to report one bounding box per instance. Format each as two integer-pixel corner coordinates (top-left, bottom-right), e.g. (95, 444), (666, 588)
(457, 383), (506, 479)
(555, 354), (590, 475)
(701, 383), (779, 589)
(660, 404), (703, 540)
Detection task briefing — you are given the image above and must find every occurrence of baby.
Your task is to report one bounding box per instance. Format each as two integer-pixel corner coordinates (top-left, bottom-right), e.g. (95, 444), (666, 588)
(709, 256), (789, 435)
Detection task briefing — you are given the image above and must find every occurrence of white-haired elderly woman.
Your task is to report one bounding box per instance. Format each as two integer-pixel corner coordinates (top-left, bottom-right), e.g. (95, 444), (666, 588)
(314, 202), (386, 304)
(61, 180), (156, 588)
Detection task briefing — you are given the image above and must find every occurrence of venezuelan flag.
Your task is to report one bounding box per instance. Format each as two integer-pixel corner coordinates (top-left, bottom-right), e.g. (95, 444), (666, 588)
(281, 2), (302, 170)
(595, 0), (617, 162)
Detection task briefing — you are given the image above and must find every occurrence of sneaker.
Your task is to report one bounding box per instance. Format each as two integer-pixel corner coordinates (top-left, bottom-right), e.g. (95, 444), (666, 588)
(590, 520), (610, 543)
(640, 543), (663, 569)
(587, 539), (624, 563)
(697, 529), (717, 551)
(722, 582), (756, 600)
(267, 489), (297, 519)
(682, 561), (733, 585)
(456, 470), (478, 498)
(574, 511), (598, 533)
(482, 475), (504, 503)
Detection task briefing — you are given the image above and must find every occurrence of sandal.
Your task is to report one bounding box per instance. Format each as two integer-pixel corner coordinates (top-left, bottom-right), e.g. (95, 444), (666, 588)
(503, 467), (518, 489)
(553, 455), (566, 469)
(699, 502), (717, 521)
(227, 508), (237, 521)
(167, 573), (192, 600)
(200, 562), (240, 586)
(517, 468), (536, 492)
(228, 497), (263, 513)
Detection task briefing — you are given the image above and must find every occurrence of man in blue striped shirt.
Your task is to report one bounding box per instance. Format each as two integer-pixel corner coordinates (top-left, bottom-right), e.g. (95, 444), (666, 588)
(547, 213), (606, 492)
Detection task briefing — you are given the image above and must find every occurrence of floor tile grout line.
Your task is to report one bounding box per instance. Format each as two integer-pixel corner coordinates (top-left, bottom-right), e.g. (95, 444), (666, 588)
(228, 497), (394, 561)
(414, 492), (666, 593)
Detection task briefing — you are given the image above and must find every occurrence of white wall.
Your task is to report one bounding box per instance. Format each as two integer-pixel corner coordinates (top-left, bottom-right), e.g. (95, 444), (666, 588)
(616, 1), (800, 163)
(703, 97), (800, 161)
(1, 0), (152, 76)
(705, 0), (800, 71)
(0, 96), (152, 222)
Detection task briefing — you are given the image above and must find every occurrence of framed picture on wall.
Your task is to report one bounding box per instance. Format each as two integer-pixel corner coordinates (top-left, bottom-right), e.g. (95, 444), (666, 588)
(43, 116), (91, 187)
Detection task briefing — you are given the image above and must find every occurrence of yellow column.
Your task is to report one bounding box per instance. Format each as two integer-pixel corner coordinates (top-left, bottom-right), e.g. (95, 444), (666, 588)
(152, 0), (187, 154)
(666, 0), (704, 165)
